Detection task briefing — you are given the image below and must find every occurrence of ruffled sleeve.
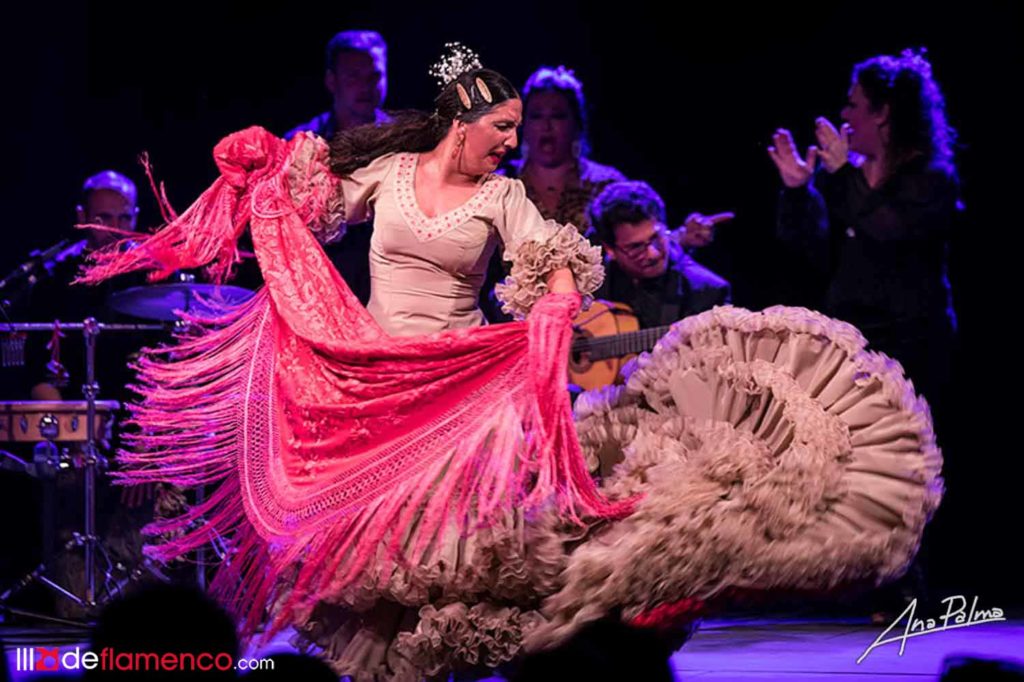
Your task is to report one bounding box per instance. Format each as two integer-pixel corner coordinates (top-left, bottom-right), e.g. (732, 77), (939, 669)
(493, 179), (604, 320)
(285, 133), (397, 245)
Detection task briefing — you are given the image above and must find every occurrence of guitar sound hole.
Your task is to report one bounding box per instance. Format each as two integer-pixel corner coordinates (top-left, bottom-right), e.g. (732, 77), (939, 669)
(570, 331), (593, 370)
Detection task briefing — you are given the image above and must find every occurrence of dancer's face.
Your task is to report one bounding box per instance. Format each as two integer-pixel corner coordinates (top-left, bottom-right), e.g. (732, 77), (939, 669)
(606, 218), (670, 280)
(522, 90), (578, 168)
(458, 98), (522, 175)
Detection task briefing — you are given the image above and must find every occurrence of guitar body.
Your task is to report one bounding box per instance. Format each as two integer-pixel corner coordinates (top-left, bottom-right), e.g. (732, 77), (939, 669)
(569, 300), (640, 391)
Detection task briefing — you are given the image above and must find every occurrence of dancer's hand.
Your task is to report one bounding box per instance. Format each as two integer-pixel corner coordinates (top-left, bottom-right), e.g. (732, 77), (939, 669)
(814, 117), (851, 173)
(768, 129), (817, 188)
(678, 212), (735, 247)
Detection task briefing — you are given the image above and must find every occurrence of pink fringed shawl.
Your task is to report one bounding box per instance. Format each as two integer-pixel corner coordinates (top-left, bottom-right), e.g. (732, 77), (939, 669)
(79, 127), (634, 639)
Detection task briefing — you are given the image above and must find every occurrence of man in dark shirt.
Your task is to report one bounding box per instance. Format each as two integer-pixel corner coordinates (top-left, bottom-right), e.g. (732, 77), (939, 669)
(1, 171), (166, 618)
(589, 181), (731, 329)
(285, 30), (391, 141)
(283, 30), (392, 306)
(16, 171), (144, 400)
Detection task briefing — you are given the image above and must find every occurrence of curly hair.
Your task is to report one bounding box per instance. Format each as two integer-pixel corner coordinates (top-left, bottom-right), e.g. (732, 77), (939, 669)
(588, 181), (667, 246)
(853, 48), (956, 171)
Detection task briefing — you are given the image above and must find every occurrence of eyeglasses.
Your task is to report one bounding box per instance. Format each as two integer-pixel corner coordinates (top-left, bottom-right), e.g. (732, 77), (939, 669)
(614, 224), (668, 260)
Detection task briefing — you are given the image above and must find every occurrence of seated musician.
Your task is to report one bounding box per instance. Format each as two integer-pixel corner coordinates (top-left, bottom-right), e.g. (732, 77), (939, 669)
(27, 171), (141, 401)
(589, 180), (731, 328)
(7, 171), (166, 618)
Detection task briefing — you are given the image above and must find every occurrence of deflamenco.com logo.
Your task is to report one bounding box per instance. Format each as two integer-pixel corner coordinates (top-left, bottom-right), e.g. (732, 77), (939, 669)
(15, 647), (275, 673)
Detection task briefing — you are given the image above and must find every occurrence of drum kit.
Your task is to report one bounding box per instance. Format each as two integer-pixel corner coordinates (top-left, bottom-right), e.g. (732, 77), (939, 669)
(0, 260), (252, 625)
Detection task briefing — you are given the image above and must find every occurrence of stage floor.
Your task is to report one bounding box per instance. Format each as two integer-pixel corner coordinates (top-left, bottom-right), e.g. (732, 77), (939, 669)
(669, 616), (1022, 680)
(3, 616), (1021, 680)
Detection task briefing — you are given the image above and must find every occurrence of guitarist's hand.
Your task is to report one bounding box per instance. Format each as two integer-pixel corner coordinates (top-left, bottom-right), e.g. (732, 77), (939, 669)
(677, 212), (735, 248)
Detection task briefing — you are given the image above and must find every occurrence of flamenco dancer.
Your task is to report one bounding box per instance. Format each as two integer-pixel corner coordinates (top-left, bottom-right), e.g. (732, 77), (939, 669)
(79, 45), (943, 680)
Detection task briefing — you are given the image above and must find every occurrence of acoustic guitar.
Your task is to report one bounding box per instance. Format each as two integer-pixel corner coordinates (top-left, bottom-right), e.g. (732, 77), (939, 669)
(568, 300), (672, 391)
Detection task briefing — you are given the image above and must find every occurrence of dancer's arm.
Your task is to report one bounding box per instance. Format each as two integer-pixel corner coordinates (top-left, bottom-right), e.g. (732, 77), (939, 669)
(300, 143), (399, 245)
(492, 179), (604, 319)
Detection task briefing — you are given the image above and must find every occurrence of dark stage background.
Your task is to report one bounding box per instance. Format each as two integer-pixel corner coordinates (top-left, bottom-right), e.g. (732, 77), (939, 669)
(2, 1), (1021, 609)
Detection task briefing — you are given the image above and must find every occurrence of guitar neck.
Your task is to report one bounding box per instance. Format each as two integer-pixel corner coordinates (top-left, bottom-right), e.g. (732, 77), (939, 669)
(572, 324), (673, 361)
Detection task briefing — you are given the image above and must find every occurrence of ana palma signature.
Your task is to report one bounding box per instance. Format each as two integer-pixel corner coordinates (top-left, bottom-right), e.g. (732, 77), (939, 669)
(858, 595), (1006, 664)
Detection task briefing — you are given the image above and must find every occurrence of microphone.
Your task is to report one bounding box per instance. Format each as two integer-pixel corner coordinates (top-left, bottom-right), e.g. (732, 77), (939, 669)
(0, 239), (67, 289)
(0, 239), (91, 314)
(30, 238), (75, 263)
(40, 239), (88, 274)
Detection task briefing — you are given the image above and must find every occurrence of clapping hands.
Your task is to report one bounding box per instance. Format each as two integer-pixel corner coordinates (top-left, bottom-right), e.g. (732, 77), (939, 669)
(768, 117), (850, 187)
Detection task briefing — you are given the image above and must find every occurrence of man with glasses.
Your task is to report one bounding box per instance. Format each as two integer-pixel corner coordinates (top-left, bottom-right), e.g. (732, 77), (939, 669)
(589, 181), (731, 329)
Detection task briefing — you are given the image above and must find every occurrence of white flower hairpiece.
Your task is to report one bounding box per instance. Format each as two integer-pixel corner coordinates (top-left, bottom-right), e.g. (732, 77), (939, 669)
(429, 42), (482, 86)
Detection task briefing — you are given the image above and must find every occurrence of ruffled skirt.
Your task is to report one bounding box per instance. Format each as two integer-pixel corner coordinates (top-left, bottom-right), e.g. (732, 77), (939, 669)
(273, 305), (943, 680)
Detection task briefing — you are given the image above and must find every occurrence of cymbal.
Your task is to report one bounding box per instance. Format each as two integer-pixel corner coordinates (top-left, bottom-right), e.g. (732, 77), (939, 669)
(105, 283), (254, 321)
